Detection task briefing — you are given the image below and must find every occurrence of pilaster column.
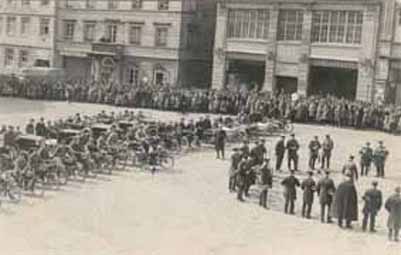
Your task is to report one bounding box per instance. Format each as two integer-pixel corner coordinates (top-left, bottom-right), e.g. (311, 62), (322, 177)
(211, 3), (228, 89)
(297, 5), (312, 96)
(262, 4), (279, 93)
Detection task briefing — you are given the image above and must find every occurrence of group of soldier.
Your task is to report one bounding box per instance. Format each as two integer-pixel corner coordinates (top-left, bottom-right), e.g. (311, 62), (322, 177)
(228, 133), (400, 242)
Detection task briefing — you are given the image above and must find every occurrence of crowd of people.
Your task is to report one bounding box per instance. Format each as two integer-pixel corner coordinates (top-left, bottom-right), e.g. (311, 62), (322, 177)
(2, 76), (401, 134)
(226, 133), (399, 242)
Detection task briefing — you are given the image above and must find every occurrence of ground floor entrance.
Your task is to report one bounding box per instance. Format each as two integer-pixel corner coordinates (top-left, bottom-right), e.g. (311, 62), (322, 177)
(276, 76), (298, 94)
(308, 66), (358, 99)
(226, 59), (265, 91)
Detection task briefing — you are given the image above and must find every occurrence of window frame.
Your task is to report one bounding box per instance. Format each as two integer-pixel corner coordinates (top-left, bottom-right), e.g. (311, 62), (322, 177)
(63, 20), (76, 41)
(129, 24), (142, 45)
(39, 18), (50, 36)
(155, 26), (168, 47)
(4, 48), (14, 67)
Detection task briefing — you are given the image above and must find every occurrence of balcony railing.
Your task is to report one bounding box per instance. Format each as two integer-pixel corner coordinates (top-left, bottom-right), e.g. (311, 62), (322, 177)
(91, 42), (124, 57)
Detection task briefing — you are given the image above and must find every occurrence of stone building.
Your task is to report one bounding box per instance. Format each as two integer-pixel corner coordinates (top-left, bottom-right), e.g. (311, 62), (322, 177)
(0, 0), (58, 74)
(56, 0), (215, 87)
(211, 0), (401, 103)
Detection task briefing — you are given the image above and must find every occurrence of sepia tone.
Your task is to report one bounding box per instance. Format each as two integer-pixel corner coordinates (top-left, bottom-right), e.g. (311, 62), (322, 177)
(0, 0), (401, 255)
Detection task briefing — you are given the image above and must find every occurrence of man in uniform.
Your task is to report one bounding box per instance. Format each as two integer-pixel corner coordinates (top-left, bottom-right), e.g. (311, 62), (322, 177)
(286, 133), (300, 171)
(275, 135), (285, 172)
(214, 125), (227, 160)
(229, 148), (241, 192)
(359, 142), (373, 177)
(301, 171), (316, 219)
(385, 187), (401, 242)
(373, 141), (389, 178)
(259, 158), (273, 209)
(321, 134), (334, 170)
(236, 156), (251, 202)
(308, 136), (321, 171)
(362, 181), (382, 232)
(316, 170), (336, 223)
(281, 170), (300, 214)
(342, 155), (358, 182)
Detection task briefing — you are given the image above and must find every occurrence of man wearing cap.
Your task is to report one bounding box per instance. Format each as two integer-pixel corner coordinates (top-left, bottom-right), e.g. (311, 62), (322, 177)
(362, 181), (382, 232)
(25, 118), (35, 135)
(281, 170), (300, 214)
(286, 133), (300, 171)
(301, 171), (316, 219)
(321, 134), (334, 170)
(229, 148), (241, 192)
(359, 142), (373, 177)
(275, 135), (286, 172)
(385, 187), (401, 241)
(308, 136), (321, 171)
(236, 156), (251, 202)
(316, 170), (336, 223)
(332, 173), (358, 229)
(373, 141), (389, 178)
(259, 158), (273, 209)
(342, 155), (359, 182)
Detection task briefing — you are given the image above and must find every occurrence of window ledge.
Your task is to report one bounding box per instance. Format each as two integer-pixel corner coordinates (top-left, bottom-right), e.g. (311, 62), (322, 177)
(277, 41), (303, 45)
(311, 43), (361, 48)
(227, 38), (268, 43)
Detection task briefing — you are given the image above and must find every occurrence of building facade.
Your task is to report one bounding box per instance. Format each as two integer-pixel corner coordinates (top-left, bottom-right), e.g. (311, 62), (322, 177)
(0, 0), (58, 74)
(212, 0), (395, 103)
(0, 0), (215, 87)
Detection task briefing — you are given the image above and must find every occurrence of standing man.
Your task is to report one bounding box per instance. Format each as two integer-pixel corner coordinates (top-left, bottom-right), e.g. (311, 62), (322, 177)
(361, 181), (382, 232)
(385, 187), (401, 242)
(259, 158), (273, 209)
(373, 141), (389, 178)
(281, 170), (300, 214)
(301, 171), (316, 219)
(229, 148), (241, 192)
(321, 134), (334, 170)
(342, 155), (359, 182)
(359, 142), (373, 177)
(275, 135), (286, 172)
(236, 156), (250, 202)
(308, 136), (321, 171)
(286, 133), (300, 171)
(214, 125), (227, 160)
(332, 173), (359, 229)
(316, 170), (336, 223)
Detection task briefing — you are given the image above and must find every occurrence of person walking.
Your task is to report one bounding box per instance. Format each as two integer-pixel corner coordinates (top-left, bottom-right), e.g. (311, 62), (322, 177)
(361, 181), (382, 232)
(359, 142), (373, 177)
(281, 170), (300, 214)
(258, 158), (273, 209)
(275, 135), (286, 172)
(308, 136), (321, 171)
(385, 187), (401, 242)
(332, 173), (358, 229)
(321, 134), (334, 170)
(301, 171), (316, 219)
(316, 170), (336, 223)
(286, 133), (300, 171)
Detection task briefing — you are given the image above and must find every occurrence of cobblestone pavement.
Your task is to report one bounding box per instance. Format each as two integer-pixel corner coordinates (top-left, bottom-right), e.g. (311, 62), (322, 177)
(0, 97), (400, 255)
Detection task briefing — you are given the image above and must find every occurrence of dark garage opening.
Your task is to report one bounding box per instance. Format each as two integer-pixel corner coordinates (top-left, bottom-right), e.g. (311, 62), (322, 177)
(226, 59), (265, 91)
(309, 66), (358, 99)
(276, 76), (298, 94)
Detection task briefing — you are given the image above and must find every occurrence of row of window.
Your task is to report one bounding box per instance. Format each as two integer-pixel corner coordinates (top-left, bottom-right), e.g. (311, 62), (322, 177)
(227, 9), (364, 44)
(63, 20), (169, 47)
(0, 16), (50, 36)
(3, 0), (49, 7)
(64, 0), (169, 11)
(3, 48), (29, 67)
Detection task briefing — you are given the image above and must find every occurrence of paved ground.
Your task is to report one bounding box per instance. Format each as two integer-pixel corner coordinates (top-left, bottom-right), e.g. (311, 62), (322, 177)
(0, 97), (401, 255)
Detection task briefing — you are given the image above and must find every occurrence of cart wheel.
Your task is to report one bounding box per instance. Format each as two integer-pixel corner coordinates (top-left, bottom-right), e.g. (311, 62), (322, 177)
(161, 156), (175, 169)
(9, 183), (22, 203)
(284, 122), (294, 133)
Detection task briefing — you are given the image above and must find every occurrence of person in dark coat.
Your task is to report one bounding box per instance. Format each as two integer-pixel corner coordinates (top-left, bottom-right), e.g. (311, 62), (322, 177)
(25, 118), (35, 135)
(35, 117), (46, 137)
(359, 142), (373, 177)
(236, 156), (250, 202)
(321, 134), (334, 170)
(342, 155), (358, 182)
(275, 135), (285, 172)
(214, 125), (227, 159)
(362, 181), (382, 232)
(316, 170), (336, 223)
(229, 148), (241, 192)
(281, 170), (300, 214)
(308, 136), (321, 171)
(373, 141), (389, 178)
(259, 158), (273, 209)
(286, 133), (300, 171)
(385, 187), (401, 242)
(301, 171), (316, 219)
(332, 174), (359, 229)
